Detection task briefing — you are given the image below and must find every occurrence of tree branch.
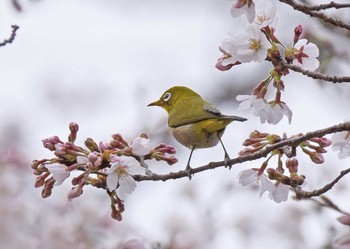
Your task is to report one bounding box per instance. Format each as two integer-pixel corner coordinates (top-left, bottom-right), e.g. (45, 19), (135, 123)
(308, 2), (350, 11)
(278, 0), (350, 31)
(282, 63), (350, 83)
(294, 168), (350, 199)
(0, 25), (19, 47)
(133, 122), (350, 182)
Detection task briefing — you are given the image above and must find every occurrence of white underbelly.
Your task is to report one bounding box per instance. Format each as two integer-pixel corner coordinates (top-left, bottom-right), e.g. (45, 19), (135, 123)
(169, 124), (222, 149)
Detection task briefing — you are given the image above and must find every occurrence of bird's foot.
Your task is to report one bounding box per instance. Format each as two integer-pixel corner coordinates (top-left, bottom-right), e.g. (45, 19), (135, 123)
(224, 154), (232, 170)
(186, 164), (193, 180)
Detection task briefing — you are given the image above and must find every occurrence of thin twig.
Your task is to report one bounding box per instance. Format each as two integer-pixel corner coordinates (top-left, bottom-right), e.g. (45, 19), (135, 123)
(278, 0), (350, 31)
(133, 122), (350, 182)
(308, 2), (350, 11)
(282, 63), (350, 83)
(294, 168), (350, 199)
(0, 25), (20, 47)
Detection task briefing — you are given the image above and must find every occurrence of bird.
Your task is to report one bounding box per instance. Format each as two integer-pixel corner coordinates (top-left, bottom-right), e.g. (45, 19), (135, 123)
(148, 86), (247, 179)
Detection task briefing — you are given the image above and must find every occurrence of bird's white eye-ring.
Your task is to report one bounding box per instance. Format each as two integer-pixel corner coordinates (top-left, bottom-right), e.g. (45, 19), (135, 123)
(163, 92), (171, 102)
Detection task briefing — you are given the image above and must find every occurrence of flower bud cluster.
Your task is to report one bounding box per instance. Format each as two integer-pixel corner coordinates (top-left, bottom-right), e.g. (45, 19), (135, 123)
(299, 136), (332, 164)
(32, 122), (178, 220)
(238, 130), (333, 202)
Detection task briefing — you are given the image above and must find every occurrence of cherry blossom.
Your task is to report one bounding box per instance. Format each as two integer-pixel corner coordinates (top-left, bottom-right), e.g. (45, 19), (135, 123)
(332, 131), (350, 159)
(45, 163), (70, 185)
(253, 0), (277, 28)
(233, 24), (270, 63)
(106, 156), (145, 198)
(238, 169), (276, 200)
(293, 39), (320, 71)
(131, 136), (153, 156)
(269, 102), (293, 124)
(231, 0), (255, 23)
(237, 95), (292, 124)
(268, 183), (289, 203)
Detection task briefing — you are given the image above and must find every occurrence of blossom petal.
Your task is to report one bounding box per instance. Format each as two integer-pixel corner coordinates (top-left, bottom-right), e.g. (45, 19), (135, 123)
(46, 163), (70, 186)
(118, 174), (137, 195)
(131, 137), (152, 156)
(238, 169), (259, 186)
(106, 171), (119, 191)
(268, 183), (289, 203)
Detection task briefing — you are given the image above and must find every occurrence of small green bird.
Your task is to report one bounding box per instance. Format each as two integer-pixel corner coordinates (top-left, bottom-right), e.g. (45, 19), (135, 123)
(148, 86), (247, 178)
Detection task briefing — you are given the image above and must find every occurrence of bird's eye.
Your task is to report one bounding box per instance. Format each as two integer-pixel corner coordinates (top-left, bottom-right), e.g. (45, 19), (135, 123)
(163, 92), (171, 102)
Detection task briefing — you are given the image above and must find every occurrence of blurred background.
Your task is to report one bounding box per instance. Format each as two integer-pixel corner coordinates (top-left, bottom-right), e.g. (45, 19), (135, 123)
(1, 0), (350, 248)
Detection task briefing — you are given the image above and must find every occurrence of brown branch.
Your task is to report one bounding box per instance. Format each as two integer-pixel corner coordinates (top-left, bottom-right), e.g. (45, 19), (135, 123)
(133, 122), (350, 182)
(294, 168), (350, 199)
(278, 0), (350, 31)
(0, 25), (19, 47)
(308, 2), (350, 11)
(282, 63), (350, 83)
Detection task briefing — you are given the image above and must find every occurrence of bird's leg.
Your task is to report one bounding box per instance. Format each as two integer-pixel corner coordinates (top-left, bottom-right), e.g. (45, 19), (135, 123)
(186, 147), (195, 180)
(218, 135), (231, 169)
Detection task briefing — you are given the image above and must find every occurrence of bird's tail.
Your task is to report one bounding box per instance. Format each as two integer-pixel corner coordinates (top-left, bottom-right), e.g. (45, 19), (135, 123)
(222, 115), (247, 122)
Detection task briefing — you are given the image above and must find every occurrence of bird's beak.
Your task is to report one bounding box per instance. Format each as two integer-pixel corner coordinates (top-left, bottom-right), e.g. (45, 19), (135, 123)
(147, 99), (162, 107)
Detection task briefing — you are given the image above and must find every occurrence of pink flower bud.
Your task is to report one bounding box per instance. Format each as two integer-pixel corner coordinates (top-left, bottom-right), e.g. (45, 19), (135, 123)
(69, 122), (79, 133)
(252, 81), (267, 96)
(249, 130), (269, 139)
(155, 144), (177, 154)
(71, 173), (85, 185)
(42, 136), (63, 151)
(41, 178), (55, 198)
(68, 122), (79, 143)
(67, 186), (83, 201)
(99, 141), (107, 152)
(165, 156), (178, 165)
(111, 133), (128, 146)
(31, 160), (40, 169)
(294, 24), (303, 44)
(310, 137), (332, 147)
(310, 152), (324, 164)
(286, 158), (299, 174)
(35, 172), (50, 188)
(266, 168), (279, 180)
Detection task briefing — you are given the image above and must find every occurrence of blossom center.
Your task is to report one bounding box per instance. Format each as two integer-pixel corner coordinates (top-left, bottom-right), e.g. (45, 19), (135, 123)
(115, 165), (127, 176)
(257, 11), (268, 24)
(249, 38), (261, 51)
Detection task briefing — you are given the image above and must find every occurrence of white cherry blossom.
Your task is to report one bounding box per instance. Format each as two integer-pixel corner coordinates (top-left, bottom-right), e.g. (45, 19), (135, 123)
(238, 168), (289, 203)
(231, 0), (256, 23)
(293, 39), (320, 71)
(106, 156), (145, 198)
(254, 0), (277, 28)
(236, 95), (293, 124)
(332, 131), (350, 159)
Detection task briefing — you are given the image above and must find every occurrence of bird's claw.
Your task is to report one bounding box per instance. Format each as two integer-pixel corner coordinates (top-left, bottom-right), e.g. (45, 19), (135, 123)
(186, 164), (193, 180)
(224, 154), (232, 170)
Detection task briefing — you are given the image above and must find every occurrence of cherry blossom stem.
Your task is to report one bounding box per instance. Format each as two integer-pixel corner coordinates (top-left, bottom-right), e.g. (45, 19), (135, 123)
(306, 2), (350, 11)
(278, 0), (350, 31)
(133, 121), (350, 182)
(282, 63), (350, 83)
(294, 167), (350, 199)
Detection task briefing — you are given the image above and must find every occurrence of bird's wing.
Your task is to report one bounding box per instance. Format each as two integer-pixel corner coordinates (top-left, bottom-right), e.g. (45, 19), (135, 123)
(168, 98), (221, 127)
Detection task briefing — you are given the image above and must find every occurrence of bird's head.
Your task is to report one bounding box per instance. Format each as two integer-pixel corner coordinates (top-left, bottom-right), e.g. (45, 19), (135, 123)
(148, 86), (201, 113)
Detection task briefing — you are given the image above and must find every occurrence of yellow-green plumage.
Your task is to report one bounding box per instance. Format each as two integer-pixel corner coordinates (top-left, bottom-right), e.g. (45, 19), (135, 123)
(148, 86), (247, 178)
